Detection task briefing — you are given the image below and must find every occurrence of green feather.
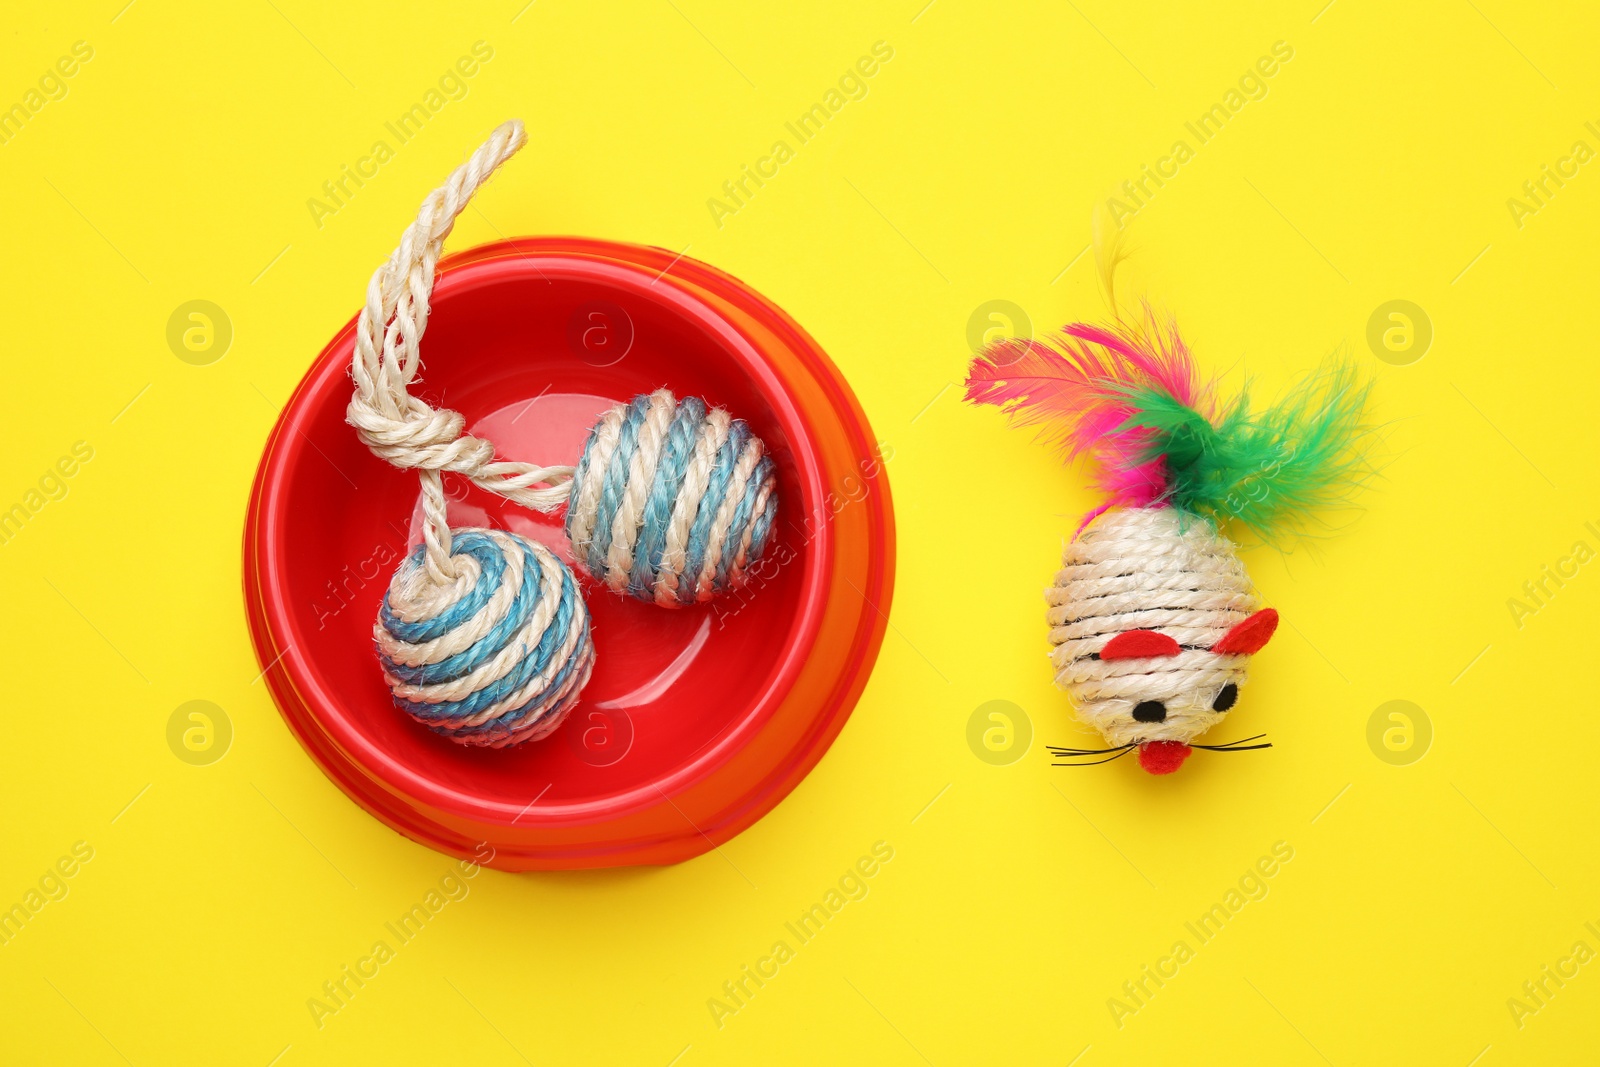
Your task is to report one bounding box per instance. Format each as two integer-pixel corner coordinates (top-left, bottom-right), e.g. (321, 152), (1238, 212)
(1112, 360), (1374, 544)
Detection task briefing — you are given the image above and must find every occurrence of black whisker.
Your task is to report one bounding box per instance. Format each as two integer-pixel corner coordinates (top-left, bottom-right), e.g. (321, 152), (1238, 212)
(1190, 738), (1273, 751)
(1046, 741), (1136, 757)
(1191, 733), (1266, 748)
(1052, 745), (1136, 767)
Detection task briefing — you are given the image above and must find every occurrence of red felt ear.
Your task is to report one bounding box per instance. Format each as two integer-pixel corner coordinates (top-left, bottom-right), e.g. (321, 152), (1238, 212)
(1100, 630), (1182, 660)
(1211, 608), (1279, 655)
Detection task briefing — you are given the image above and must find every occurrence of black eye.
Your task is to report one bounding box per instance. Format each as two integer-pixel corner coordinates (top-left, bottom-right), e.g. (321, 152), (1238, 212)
(1132, 700), (1167, 722)
(1212, 683), (1238, 712)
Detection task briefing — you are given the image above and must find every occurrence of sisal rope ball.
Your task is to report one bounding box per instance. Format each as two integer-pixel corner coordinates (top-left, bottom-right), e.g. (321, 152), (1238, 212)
(377, 529), (594, 747)
(344, 120), (780, 746)
(1046, 506), (1259, 748)
(565, 389), (778, 606)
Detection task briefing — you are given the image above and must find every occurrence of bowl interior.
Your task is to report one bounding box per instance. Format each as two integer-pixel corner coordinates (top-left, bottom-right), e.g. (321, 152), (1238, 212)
(269, 252), (818, 817)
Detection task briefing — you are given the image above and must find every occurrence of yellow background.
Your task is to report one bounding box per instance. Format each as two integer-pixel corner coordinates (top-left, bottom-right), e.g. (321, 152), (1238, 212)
(4, 0), (1598, 1062)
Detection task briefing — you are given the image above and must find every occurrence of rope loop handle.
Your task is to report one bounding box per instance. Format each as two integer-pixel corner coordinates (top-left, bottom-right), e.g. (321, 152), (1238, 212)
(346, 119), (573, 583)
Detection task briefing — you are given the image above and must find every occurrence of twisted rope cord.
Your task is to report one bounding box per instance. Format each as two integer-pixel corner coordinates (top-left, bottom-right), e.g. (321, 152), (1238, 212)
(346, 119), (574, 584)
(1047, 506), (1258, 747)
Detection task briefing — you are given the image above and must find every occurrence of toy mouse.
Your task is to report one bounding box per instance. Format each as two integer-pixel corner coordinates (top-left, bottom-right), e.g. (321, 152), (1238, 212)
(967, 307), (1372, 774)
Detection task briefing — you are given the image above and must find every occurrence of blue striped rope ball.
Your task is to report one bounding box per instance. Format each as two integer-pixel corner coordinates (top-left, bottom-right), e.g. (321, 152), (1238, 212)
(564, 389), (779, 605)
(375, 529), (595, 747)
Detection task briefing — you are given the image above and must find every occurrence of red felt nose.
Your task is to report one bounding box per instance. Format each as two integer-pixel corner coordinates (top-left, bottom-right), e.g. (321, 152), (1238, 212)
(1138, 741), (1192, 775)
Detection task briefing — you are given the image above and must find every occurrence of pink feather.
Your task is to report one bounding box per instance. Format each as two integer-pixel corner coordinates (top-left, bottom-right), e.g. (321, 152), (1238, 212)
(965, 312), (1215, 509)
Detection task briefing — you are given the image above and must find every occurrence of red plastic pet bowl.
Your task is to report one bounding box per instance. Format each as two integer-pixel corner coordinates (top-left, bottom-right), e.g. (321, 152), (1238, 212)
(244, 238), (894, 870)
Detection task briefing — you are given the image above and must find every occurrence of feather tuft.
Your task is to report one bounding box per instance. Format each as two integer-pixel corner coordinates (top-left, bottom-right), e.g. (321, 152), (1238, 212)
(964, 309), (1214, 508)
(1116, 359), (1376, 544)
(967, 312), (1375, 543)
